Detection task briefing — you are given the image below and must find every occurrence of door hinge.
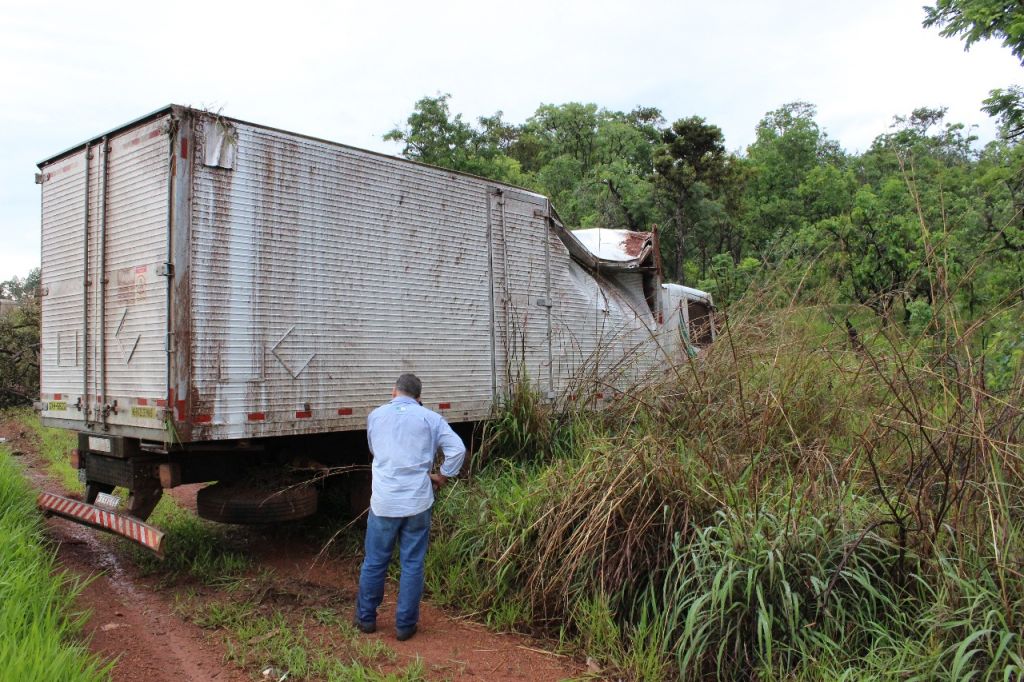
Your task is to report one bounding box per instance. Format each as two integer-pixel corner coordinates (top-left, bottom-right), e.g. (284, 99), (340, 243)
(157, 262), (174, 277)
(165, 332), (175, 353)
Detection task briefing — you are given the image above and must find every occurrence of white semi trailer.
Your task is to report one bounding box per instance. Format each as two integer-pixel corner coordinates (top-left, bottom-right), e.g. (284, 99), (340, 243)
(35, 106), (714, 547)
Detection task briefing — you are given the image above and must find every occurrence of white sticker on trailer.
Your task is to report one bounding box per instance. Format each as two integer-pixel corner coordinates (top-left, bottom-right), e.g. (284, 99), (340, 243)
(88, 436), (111, 453)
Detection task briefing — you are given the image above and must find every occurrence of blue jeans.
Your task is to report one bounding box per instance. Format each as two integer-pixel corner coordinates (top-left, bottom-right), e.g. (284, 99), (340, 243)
(356, 507), (432, 631)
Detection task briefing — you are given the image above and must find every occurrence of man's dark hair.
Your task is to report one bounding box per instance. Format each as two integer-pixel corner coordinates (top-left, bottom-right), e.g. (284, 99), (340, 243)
(395, 373), (422, 399)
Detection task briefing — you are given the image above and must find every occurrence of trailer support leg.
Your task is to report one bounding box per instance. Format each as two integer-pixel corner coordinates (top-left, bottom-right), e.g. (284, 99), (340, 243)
(84, 481), (114, 505)
(126, 481), (162, 521)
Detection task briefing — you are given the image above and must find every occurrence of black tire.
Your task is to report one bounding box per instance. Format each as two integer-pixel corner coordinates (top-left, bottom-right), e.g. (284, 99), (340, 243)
(196, 482), (318, 524)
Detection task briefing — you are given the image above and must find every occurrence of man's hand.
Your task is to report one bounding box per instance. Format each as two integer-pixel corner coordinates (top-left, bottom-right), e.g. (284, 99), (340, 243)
(429, 473), (448, 491)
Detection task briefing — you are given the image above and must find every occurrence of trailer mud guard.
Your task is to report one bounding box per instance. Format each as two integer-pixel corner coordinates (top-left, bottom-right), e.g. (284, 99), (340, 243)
(37, 491), (165, 556)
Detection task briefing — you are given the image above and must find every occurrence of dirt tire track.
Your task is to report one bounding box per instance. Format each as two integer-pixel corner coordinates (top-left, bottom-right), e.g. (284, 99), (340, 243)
(52, 518), (248, 682)
(250, 544), (578, 680)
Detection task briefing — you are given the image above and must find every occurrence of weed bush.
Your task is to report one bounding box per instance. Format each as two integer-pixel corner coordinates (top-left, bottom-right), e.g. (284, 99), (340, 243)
(427, 287), (1024, 680)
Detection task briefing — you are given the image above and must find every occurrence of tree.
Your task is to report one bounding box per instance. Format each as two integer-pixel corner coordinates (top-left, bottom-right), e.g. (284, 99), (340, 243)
(653, 116), (728, 282)
(384, 93), (475, 168)
(924, 0), (1024, 62)
(384, 94), (526, 185)
(924, 0), (1024, 139)
(0, 268), (40, 407)
(743, 102), (842, 251)
(0, 269), (40, 302)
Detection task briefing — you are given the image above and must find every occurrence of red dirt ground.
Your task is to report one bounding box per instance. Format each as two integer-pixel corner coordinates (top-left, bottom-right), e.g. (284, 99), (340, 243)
(0, 418), (585, 681)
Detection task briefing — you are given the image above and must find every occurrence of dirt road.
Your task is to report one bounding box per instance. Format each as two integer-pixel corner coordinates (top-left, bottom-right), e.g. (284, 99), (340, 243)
(1, 419), (583, 681)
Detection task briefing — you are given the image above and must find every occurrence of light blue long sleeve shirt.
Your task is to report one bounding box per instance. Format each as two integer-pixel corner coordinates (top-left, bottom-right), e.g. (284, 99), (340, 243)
(366, 395), (466, 517)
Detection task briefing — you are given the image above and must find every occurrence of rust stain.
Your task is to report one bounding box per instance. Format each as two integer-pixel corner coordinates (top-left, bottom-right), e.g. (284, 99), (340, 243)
(621, 231), (651, 258)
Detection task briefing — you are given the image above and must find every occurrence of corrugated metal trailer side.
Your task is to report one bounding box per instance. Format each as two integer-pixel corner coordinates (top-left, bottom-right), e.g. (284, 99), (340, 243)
(181, 113), (501, 441)
(178, 111), (668, 442)
(41, 106), (676, 447)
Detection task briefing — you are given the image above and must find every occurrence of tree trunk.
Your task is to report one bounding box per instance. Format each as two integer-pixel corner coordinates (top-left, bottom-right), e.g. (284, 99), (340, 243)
(675, 206), (686, 284)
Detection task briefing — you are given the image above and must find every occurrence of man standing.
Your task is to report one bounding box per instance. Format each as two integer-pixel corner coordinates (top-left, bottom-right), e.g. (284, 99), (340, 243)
(354, 373), (466, 641)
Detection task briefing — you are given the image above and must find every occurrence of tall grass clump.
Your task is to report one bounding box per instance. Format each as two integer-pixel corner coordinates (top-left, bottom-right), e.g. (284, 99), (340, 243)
(0, 448), (110, 681)
(427, 261), (1023, 679)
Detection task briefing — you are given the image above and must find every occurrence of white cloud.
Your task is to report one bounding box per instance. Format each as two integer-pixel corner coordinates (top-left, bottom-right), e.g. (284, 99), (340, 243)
(1, 0), (1020, 279)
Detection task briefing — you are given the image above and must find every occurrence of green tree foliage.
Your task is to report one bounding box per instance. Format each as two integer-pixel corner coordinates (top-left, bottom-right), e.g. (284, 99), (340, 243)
(653, 116), (728, 282)
(0, 269), (40, 301)
(386, 92), (1022, 377)
(743, 102), (844, 251)
(925, 0), (1024, 139)
(924, 0), (1024, 62)
(0, 268), (40, 407)
(384, 93), (527, 185)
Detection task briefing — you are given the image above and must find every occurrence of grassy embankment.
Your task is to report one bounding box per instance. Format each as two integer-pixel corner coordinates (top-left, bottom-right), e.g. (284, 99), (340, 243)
(0, 442), (109, 680)
(425, 281), (1024, 680)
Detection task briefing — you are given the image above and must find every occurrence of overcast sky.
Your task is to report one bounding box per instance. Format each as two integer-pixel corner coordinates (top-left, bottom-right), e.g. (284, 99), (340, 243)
(1, 0), (1020, 281)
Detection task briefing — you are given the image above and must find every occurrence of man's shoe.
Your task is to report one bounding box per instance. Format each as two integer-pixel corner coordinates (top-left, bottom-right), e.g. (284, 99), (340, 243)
(352, 615), (376, 634)
(395, 624), (417, 641)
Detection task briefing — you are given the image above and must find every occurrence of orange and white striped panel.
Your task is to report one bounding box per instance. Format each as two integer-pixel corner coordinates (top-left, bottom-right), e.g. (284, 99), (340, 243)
(37, 491), (165, 555)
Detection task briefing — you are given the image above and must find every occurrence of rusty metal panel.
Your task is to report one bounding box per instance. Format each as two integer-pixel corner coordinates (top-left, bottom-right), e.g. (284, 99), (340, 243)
(97, 117), (171, 432)
(570, 228), (654, 265)
(187, 115), (495, 440)
(39, 149), (89, 424)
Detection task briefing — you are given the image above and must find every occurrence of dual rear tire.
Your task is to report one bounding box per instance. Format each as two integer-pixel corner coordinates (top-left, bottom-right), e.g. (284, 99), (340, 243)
(196, 481), (318, 524)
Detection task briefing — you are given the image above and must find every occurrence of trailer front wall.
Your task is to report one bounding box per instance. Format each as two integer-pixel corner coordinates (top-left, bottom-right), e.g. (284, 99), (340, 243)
(547, 248), (662, 397)
(187, 116), (496, 440)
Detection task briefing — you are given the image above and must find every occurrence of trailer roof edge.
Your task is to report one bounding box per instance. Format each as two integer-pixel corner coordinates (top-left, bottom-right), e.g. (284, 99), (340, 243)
(37, 105), (550, 205)
(37, 105), (177, 168)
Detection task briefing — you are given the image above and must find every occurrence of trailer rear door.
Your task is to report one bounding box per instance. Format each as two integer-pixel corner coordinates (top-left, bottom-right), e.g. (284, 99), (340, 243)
(39, 114), (172, 436)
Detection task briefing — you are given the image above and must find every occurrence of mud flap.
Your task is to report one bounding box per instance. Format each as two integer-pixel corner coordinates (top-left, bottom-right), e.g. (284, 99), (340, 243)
(37, 491), (165, 557)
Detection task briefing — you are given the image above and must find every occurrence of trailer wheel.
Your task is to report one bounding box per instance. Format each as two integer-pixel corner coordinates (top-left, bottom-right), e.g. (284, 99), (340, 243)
(196, 482), (318, 524)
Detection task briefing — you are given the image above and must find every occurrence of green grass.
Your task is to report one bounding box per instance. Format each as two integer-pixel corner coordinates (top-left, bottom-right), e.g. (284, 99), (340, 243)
(0, 446), (110, 681)
(177, 587), (435, 681)
(125, 495), (252, 585)
(11, 408), (81, 492)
